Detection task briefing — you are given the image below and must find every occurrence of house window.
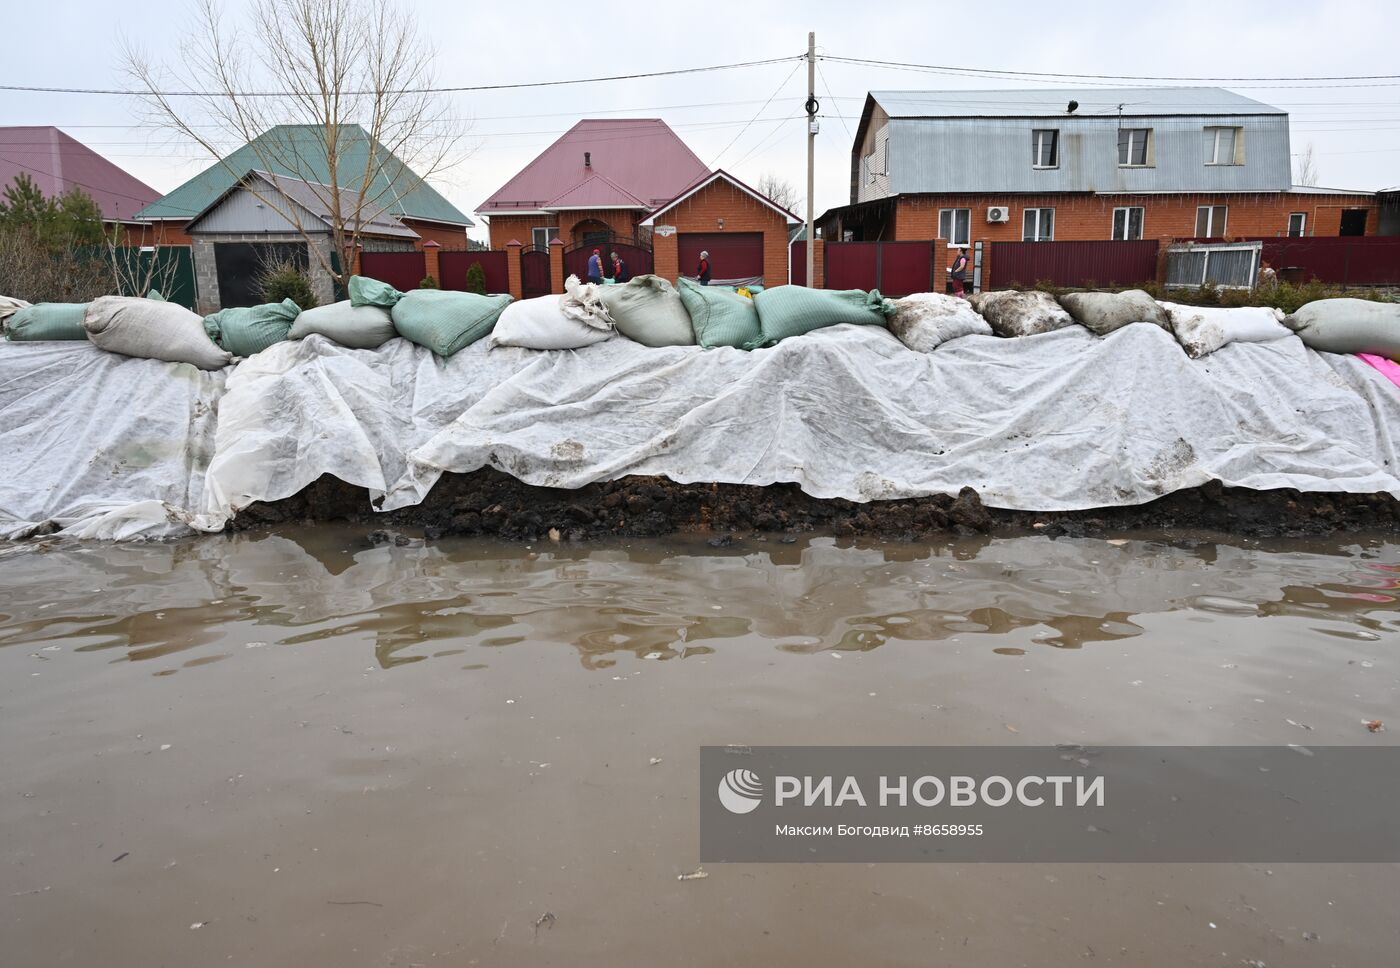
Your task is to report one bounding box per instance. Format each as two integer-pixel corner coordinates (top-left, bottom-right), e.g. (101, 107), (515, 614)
(938, 208), (971, 246)
(1112, 206), (1144, 240)
(1287, 212), (1307, 237)
(532, 226), (559, 249)
(1117, 128), (1151, 167)
(1195, 205), (1228, 238)
(1205, 126), (1243, 165)
(1023, 207), (1055, 242)
(1032, 129), (1059, 168)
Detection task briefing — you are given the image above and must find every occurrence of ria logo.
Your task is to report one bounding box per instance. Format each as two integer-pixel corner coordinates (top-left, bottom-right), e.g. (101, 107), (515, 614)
(717, 768), (764, 815)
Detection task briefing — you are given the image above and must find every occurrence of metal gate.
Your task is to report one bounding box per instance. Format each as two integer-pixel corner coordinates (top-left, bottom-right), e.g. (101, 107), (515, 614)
(213, 241), (308, 308)
(791, 241), (932, 296)
(988, 240), (1160, 290)
(678, 232), (763, 284)
(521, 246), (551, 299)
(439, 250), (509, 293)
(563, 238), (653, 281)
(359, 251), (426, 292)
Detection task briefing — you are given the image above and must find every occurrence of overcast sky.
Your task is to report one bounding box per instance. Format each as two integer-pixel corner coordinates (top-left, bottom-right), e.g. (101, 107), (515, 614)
(5, 0), (1398, 240)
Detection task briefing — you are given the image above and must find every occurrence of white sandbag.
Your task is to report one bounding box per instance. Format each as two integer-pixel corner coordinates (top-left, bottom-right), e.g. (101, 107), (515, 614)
(1058, 289), (1169, 335)
(888, 293), (992, 352)
(596, 275), (696, 347)
(1161, 302), (1291, 359)
(0, 295), (31, 327)
(287, 300), (397, 349)
(559, 274), (614, 331)
(967, 290), (1075, 338)
(1284, 299), (1400, 356)
(488, 294), (614, 351)
(83, 296), (232, 370)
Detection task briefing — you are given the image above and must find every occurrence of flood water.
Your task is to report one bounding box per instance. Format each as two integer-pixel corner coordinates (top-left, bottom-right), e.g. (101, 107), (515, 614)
(2, 527), (1397, 967)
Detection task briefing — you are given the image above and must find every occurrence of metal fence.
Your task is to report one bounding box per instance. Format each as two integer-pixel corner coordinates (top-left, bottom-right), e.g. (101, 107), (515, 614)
(987, 240), (1161, 289)
(1165, 242), (1262, 289)
(439, 250), (509, 294)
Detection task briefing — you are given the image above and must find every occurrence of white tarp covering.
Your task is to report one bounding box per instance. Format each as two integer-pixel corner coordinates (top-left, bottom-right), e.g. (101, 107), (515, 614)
(2, 322), (1399, 541)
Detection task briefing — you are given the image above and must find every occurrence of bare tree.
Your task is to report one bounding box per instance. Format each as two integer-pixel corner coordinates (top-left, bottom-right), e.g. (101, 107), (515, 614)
(124, 0), (461, 286)
(1294, 142), (1320, 187)
(757, 172), (802, 214)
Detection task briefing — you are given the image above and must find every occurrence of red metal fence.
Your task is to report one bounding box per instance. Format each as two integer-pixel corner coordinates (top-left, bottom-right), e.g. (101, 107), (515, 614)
(359, 251), (427, 292)
(439, 250), (509, 293)
(563, 240), (654, 281)
(1245, 237), (1400, 286)
(521, 247), (551, 299)
(988, 240), (1160, 289)
(791, 240), (933, 296)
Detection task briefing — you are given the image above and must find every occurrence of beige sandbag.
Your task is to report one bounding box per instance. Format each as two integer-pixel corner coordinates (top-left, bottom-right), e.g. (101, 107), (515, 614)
(84, 296), (232, 370)
(967, 290), (1075, 338)
(888, 293), (992, 352)
(1284, 299), (1400, 356)
(1058, 289), (1169, 335)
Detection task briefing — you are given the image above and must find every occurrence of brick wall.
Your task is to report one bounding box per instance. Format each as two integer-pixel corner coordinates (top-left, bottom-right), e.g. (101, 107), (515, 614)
(486, 210), (643, 249)
(121, 220), (194, 247)
(895, 192), (1380, 290)
(651, 179), (790, 286)
(400, 219), (469, 249)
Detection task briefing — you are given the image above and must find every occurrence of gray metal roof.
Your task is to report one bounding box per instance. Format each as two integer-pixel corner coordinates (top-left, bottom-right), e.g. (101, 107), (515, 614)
(870, 87), (1284, 119)
(187, 170), (419, 238)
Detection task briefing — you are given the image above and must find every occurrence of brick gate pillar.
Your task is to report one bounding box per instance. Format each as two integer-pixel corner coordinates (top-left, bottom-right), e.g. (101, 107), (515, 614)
(653, 232), (679, 283)
(506, 240), (523, 300)
(422, 240), (440, 286)
(549, 237), (565, 295)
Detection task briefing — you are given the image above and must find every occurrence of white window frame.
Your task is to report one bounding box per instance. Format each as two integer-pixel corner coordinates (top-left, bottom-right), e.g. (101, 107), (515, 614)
(1023, 207), (1055, 242)
(532, 226), (560, 249)
(1117, 128), (1152, 167)
(1287, 212), (1307, 237)
(1112, 206), (1145, 241)
(1032, 129), (1059, 169)
(1204, 126), (1243, 166)
(1195, 205), (1228, 239)
(938, 208), (971, 247)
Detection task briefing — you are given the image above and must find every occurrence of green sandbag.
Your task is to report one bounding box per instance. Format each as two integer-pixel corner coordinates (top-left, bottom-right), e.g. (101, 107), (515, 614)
(5, 303), (89, 341)
(677, 277), (761, 350)
(597, 275), (696, 347)
(348, 275), (402, 308)
(146, 290), (165, 301)
(203, 299), (301, 357)
(751, 286), (894, 347)
(389, 289), (512, 356)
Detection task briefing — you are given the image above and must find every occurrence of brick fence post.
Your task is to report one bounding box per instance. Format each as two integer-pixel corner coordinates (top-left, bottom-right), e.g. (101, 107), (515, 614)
(506, 240), (523, 300)
(653, 232), (679, 283)
(422, 240), (440, 285)
(549, 237), (565, 295)
(811, 238), (825, 289)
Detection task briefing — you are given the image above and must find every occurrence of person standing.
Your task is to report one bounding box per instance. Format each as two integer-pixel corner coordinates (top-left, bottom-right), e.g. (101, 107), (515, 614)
(948, 247), (969, 298)
(696, 250), (711, 286)
(586, 248), (604, 285)
(610, 251), (628, 284)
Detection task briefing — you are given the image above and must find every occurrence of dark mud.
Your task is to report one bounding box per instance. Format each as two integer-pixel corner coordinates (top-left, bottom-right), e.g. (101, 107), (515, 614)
(229, 470), (1400, 541)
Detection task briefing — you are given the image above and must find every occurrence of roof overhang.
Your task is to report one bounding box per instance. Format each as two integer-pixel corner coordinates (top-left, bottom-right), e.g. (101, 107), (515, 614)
(395, 213), (475, 228)
(640, 169), (801, 226)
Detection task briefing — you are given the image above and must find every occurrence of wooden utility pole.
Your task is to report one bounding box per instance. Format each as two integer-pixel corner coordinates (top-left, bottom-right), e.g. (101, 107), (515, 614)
(805, 31), (816, 287)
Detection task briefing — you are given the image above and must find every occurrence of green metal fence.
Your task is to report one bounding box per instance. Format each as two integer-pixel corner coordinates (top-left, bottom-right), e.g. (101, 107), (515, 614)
(75, 246), (197, 309)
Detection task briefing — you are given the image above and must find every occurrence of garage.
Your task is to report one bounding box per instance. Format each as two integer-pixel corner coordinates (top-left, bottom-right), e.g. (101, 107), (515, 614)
(677, 232), (764, 285)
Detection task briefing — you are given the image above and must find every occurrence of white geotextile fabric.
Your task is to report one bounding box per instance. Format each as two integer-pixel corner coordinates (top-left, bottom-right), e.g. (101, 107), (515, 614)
(3, 322), (1400, 540)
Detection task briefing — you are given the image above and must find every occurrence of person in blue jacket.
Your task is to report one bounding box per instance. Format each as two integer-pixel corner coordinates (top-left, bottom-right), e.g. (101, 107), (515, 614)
(586, 248), (603, 284)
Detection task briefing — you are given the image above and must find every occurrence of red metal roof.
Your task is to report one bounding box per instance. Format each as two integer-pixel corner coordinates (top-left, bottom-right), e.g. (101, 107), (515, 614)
(544, 172), (648, 210)
(478, 119), (709, 214)
(0, 127), (162, 222)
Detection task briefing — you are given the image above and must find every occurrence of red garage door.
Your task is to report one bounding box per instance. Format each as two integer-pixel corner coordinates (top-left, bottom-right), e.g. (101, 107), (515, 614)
(678, 232), (764, 284)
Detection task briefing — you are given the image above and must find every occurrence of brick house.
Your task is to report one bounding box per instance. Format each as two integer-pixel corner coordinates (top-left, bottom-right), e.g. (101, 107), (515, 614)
(642, 170), (799, 285)
(819, 88), (1381, 286)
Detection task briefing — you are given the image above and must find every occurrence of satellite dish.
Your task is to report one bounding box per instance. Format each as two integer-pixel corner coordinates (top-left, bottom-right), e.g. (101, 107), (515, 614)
(1067, 100), (1079, 114)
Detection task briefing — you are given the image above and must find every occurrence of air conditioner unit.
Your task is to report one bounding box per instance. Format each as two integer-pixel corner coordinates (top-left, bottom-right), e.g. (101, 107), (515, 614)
(987, 206), (1011, 223)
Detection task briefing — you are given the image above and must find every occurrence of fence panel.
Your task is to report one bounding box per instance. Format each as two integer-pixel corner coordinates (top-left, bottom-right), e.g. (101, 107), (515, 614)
(439, 250), (509, 294)
(1165, 242), (1261, 290)
(359, 251), (426, 292)
(988, 240), (1160, 289)
(824, 242), (880, 291)
(1258, 237), (1400, 286)
(521, 248), (551, 299)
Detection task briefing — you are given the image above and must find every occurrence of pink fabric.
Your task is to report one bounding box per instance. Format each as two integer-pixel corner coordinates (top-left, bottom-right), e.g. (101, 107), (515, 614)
(1358, 353), (1400, 391)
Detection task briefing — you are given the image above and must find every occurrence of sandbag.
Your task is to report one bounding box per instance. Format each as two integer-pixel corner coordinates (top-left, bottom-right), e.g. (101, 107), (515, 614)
(389, 289), (512, 357)
(6, 302), (89, 341)
(146, 289), (166, 301)
(678, 277), (761, 350)
(967, 290), (1075, 338)
(83, 296), (232, 370)
(751, 286), (893, 347)
(1058, 289), (1169, 335)
(558, 274), (614, 331)
(1285, 299), (1400, 357)
(1162, 302), (1291, 359)
(487, 295), (613, 351)
(203, 298), (301, 357)
(287, 300), (397, 349)
(888, 292), (993, 352)
(0, 295), (30, 327)
(348, 275), (402, 308)
(596, 274), (696, 347)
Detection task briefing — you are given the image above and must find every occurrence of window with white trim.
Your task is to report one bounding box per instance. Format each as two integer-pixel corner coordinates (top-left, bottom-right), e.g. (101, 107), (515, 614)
(1204, 126), (1243, 165)
(1195, 205), (1228, 238)
(1112, 207), (1144, 241)
(1117, 128), (1151, 167)
(1023, 207), (1055, 242)
(532, 226), (560, 249)
(1032, 129), (1059, 168)
(938, 208), (971, 246)
(1287, 212), (1306, 237)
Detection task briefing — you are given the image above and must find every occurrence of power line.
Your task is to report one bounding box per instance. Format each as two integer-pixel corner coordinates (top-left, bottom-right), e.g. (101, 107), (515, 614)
(815, 59), (852, 141)
(0, 56), (802, 98)
(821, 55), (1400, 84)
(708, 60), (805, 169)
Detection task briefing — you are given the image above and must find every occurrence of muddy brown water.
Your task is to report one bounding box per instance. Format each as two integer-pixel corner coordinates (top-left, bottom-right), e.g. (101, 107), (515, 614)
(1, 527), (1397, 967)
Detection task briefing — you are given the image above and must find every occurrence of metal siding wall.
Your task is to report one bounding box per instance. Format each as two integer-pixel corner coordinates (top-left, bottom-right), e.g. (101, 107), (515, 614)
(890, 115), (1290, 195)
(192, 185), (322, 233)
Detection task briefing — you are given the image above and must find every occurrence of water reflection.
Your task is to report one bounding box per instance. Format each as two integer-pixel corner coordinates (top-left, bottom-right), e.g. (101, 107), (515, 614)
(0, 529), (1395, 672)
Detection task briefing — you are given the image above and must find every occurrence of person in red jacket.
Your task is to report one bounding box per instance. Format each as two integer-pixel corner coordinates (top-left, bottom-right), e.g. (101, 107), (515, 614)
(610, 251), (628, 283)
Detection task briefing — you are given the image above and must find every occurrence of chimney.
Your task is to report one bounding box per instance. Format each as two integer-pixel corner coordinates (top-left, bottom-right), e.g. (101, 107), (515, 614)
(584, 151), (592, 168)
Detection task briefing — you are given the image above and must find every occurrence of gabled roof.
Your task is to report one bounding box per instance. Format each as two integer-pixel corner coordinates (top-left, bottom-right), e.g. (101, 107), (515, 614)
(185, 170), (419, 238)
(544, 172), (648, 210)
(639, 169), (801, 226)
(136, 124), (471, 226)
(867, 87), (1284, 119)
(0, 126), (161, 222)
(477, 119), (709, 214)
